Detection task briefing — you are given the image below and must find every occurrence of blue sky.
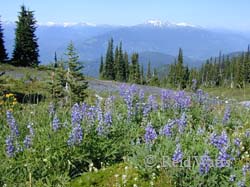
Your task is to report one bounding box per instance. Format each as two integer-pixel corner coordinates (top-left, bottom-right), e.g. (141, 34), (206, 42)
(1, 0), (250, 30)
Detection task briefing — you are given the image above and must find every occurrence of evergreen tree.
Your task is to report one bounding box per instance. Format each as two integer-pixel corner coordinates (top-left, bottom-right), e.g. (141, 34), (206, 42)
(54, 52), (58, 68)
(0, 17), (8, 62)
(114, 45), (119, 79)
(12, 5), (39, 66)
(146, 61), (152, 84)
(116, 42), (126, 81)
(65, 42), (88, 104)
(99, 56), (104, 79)
(151, 68), (160, 86)
(176, 48), (185, 89)
(129, 53), (140, 83)
(104, 38), (115, 80)
(48, 61), (67, 102)
(124, 52), (129, 82)
(140, 64), (145, 84)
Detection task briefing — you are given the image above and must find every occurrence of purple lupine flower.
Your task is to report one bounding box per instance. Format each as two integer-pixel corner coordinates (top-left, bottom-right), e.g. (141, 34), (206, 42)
(217, 148), (230, 168)
(148, 95), (158, 111)
(81, 103), (88, 120)
(71, 103), (82, 125)
(229, 174), (236, 182)
(23, 135), (32, 148)
(160, 120), (176, 137)
(27, 123), (34, 137)
(242, 164), (250, 176)
(48, 102), (55, 116)
(222, 106), (231, 124)
(6, 110), (19, 136)
(199, 152), (212, 174)
(196, 89), (204, 104)
(245, 129), (250, 138)
(144, 124), (157, 144)
(172, 144), (183, 163)
(97, 124), (105, 135)
(210, 131), (228, 149)
(174, 91), (191, 110)
(197, 127), (205, 135)
(161, 89), (173, 110)
(234, 138), (241, 147)
(96, 104), (103, 125)
(104, 111), (112, 126)
(67, 124), (83, 146)
(139, 89), (145, 102)
(191, 79), (197, 91)
(87, 106), (97, 122)
(5, 136), (15, 157)
(52, 115), (60, 131)
(177, 112), (187, 133)
(142, 104), (151, 117)
(237, 180), (246, 187)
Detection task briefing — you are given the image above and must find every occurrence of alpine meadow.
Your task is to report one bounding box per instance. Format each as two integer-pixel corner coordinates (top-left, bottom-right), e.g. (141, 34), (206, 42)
(0, 1), (250, 187)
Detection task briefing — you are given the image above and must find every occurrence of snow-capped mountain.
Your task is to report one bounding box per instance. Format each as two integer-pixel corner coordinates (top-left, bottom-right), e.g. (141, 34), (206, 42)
(142, 19), (198, 28)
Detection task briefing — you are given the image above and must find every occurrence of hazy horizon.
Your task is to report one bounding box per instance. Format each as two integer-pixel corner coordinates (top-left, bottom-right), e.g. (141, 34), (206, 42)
(1, 0), (250, 32)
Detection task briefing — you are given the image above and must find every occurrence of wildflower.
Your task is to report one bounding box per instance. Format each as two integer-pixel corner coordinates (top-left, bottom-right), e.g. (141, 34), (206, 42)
(148, 95), (158, 111)
(104, 111), (112, 126)
(23, 135), (32, 148)
(199, 152), (212, 174)
(139, 89), (145, 102)
(234, 138), (241, 147)
(52, 114), (60, 131)
(172, 144), (182, 163)
(217, 148), (230, 168)
(245, 129), (250, 138)
(160, 120), (175, 137)
(67, 124), (83, 146)
(229, 174), (236, 182)
(222, 106), (231, 124)
(144, 124), (157, 143)
(71, 103), (82, 125)
(6, 110), (19, 136)
(210, 130), (228, 149)
(48, 102), (55, 116)
(27, 123), (34, 137)
(174, 91), (191, 110)
(242, 164), (250, 176)
(191, 79), (197, 91)
(5, 136), (15, 157)
(161, 89), (173, 110)
(177, 112), (187, 133)
(237, 180), (246, 187)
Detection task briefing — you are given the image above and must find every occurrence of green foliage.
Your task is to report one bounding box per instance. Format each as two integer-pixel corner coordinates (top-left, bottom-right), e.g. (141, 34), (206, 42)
(64, 42), (88, 104)
(12, 5), (39, 67)
(0, 17), (8, 62)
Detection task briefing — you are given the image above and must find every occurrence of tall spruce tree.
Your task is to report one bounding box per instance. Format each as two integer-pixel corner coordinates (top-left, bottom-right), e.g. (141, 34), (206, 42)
(104, 38), (115, 80)
(176, 48), (185, 89)
(116, 42), (126, 81)
(12, 5), (39, 66)
(124, 52), (129, 82)
(146, 61), (152, 84)
(99, 56), (104, 79)
(0, 17), (8, 62)
(65, 42), (88, 104)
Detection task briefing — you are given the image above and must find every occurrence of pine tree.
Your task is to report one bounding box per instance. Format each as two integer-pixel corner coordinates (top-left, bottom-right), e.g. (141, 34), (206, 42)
(146, 61), (152, 84)
(54, 52), (58, 68)
(116, 42), (126, 82)
(140, 64), (145, 84)
(0, 17), (8, 62)
(176, 48), (185, 89)
(65, 42), (88, 104)
(48, 61), (67, 102)
(104, 38), (115, 80)
(99, 56), (104, 79)
(124, 52), (129, 82)
(129, 53), (140, 83)
(12, 5), (39, 66)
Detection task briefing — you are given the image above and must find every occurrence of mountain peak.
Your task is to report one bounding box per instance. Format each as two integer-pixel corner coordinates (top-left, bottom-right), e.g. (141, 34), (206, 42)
(143, 19), (198, 28)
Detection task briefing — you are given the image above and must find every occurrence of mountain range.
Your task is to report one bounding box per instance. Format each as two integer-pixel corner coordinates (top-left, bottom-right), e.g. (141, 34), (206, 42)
(2, 20), (250, 77)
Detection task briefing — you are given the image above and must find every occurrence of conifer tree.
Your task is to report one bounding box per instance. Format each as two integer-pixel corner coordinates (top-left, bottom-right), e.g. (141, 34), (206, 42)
(176, 48), (185, 89)
(146, 61), (152, 84)
(104, 38), (115, 80)
(0, 17), (8, 62)
(116, 42), (126, 81)
(99, 56), (104, 79)
(12, 5), (39, 66)
(124, 52), (129, 82)
(65, 42), (88, 104)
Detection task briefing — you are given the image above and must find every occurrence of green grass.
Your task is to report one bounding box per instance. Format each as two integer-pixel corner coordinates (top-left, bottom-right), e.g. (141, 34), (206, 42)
(203, 87), (250, 101)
